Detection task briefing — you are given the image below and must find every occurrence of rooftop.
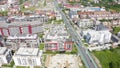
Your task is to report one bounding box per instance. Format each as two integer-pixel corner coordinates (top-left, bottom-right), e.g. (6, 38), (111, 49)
(94, 23), (109, 31)
(0, 15), (47, 28)
(7, 34), (38, 40)
(46, 25), (69, 40)
(16, 48), (39, 56)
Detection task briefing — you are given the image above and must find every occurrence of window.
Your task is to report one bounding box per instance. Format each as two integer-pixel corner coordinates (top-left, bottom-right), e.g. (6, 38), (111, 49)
(32, 59), (36, 65)
(66, 44), (71, 49)
(0, 57), (3, 63)
(28, 58), (32, 65)
(22, 59), (27, 65)
(17, 58), (21, 65)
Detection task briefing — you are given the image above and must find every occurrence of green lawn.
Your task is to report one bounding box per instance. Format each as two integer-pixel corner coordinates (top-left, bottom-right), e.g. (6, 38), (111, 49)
(2, 61), (14, 67)
(93, 48), (120, 68)
(53, 20), (63, 24)
(34, 66), (41, 68)
(0, 11), (8, 16)
(82, 39), (88, 47)
(16, 66), (29, 68)
(39, 43), (44, 50)
(113, 26), (120, 35)
(38, 34), (44, 38)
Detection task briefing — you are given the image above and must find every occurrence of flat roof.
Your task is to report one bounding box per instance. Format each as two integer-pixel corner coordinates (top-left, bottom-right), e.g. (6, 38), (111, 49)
(0, 15), (46, 28)
(0, 47), (7, 55)
(7, 34), (37, 40)
(46, 25), (68, 40)
(16, 48), (39, 56)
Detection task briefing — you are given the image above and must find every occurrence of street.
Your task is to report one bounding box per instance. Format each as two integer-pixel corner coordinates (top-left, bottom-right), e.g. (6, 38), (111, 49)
(54, 0), (98, 68)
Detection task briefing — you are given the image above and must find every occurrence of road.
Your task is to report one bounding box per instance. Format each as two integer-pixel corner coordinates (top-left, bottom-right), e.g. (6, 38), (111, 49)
(54, 0), (98, 68)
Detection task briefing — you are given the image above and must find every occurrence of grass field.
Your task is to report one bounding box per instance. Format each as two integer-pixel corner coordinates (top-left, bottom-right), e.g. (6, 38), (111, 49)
(93, 48), (120, 68)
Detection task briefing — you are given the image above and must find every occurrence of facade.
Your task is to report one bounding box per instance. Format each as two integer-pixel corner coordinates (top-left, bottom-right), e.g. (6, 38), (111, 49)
(5, 34), (39, 50)
(55, 11), (62, 20)
(0, 35), (4, 47)
(0, 15), (48, 36)
(76, 19), (94, 28)
(84, 30), (112, 44)
(77, 11), (120, 20)
(0, 47), (12, 66)
(82, 23), (112, 45)
(13, 48), (42, 66)
(45, 25), (73, 52)
(69, 10), (78, 19)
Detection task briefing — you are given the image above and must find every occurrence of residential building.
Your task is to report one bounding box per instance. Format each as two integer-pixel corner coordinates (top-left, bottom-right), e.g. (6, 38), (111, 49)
(84, 30), (112, 44)
(5, 34), (39, 50)
(111, 19), (120, 26)
(0, 0), (8, 11)
(0, 15), (48, 36)
(68, 10), (78, 19)
(84, 7), (105, 12)
(94, 0), (100, 3)
(55, 11), (62, 20)
(63, 4), (80, 9)
(44, 25), (73, 52)
(77, 11), (120, 20)
(0, 47), (12, 66)
(76, 19), (95, 28)
(13, 48), (42, 67)
(82, 23), (112, 45)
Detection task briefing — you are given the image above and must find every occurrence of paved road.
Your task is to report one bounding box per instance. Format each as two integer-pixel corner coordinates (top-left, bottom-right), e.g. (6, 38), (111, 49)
(54, 0), (98, 68)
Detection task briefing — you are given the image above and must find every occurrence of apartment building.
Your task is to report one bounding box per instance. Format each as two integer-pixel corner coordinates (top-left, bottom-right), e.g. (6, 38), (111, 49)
(76, 19), (95, 28)
(44, 25), (73, 52)
(0, 15), (48, 36)
(5, 34), (39, 50)
(13, 48), (42, 66)
(68, 10), (78, 19)
(0, 47), (12, 66)
(82, 24), (112, 45)
(77, 11), (120, 20)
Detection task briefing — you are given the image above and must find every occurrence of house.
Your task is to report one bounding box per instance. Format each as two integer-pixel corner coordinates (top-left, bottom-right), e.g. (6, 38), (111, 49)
(76, 19), (95, 28)
(63, 4), (80, 9)
(0, 47), (12, 67)
(44, 25), (73, 52)
(8, 5), (20, 15)
(13, 47), (42, 67)
(94, 0), (100, 3)
(5, 34), (39, 50)
(111, 19), (120, 26)
(0, 0), (8, 11)
(118, 32), (120, 38)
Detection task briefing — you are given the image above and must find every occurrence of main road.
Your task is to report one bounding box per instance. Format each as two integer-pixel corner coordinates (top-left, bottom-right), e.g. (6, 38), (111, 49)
(54, 0), (98, 68)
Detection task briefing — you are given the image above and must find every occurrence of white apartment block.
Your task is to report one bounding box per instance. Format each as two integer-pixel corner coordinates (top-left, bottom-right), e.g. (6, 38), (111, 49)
(6, 34), (39, 50)
(83, 30), (112, 45)
(0, 47), (12, 66)
(13, 48), (43, 66)
(77, 19), (94, 28)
